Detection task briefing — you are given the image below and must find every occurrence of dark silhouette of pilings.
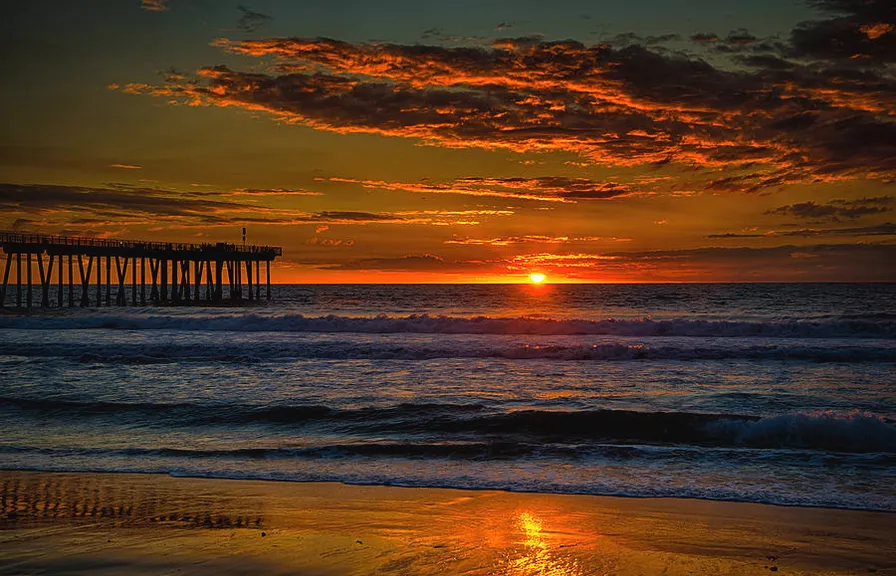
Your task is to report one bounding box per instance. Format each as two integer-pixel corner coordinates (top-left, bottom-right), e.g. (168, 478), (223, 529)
(0, 231), (281, 308)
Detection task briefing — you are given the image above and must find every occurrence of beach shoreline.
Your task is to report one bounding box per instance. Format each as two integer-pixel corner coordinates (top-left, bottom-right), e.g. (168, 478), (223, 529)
(2, 470), (893, 575)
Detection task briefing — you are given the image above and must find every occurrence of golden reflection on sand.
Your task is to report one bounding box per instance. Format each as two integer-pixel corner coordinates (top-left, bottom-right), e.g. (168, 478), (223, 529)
(2, 472), (894, 575)
(500, 511), (583, 576)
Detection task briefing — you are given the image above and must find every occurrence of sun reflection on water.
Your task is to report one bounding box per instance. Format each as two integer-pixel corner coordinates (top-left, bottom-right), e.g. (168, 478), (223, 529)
(501, 511), (582, 576)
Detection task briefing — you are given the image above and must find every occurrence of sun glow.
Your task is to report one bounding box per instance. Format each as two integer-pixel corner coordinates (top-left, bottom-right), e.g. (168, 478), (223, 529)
(529, 272), (546, 284)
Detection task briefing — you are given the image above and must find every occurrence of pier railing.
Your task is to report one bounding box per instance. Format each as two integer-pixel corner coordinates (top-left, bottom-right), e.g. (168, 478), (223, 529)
(0, 231), (282, 258)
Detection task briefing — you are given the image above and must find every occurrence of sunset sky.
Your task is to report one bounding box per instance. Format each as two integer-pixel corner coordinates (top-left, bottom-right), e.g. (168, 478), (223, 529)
(2, 0), (894, 282)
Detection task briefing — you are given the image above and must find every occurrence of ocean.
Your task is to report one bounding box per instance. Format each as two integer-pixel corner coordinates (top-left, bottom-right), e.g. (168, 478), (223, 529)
(1, 283), (894, 511)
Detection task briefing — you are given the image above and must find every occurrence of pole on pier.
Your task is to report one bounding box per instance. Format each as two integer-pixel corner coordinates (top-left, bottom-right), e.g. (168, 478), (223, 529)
(37, 253), (53, 308)
(255, 260), (260, 301)
(57, 255), (63, 307)
(46, 254), (54, 307)
(170, 259), (177, 303)
(132, 256), (137, 306)
(96, 254), (102, 307)
(176, 259), (183, 303)
(149, 258), (159, 302)
(193, 260), (202, 302)
(78, 255), (93, 307)
(115, 256), (128, 306)
(68, 255), (74, 307)
(16, 253), (22, 308)
(206, 260), (214, 301)
(26, 252), (33, 308)
(236, 259), (242, 301)
(245, 260), (253, 301)
(160, 259), (168, 302)
(212, 261), (226, 302)
(225, 261), (233, 301)
(105, 256), (111, 306)
(44, 254), (55, 307)
(182, 260), (190, 304)
(0, 253), (11, 308)
(235, 260), (241, 300)
(266, 260), (271, 300)
(173, 259), (180, 303)
(36, 253), (45, 307)
(140, 257), (146, 306)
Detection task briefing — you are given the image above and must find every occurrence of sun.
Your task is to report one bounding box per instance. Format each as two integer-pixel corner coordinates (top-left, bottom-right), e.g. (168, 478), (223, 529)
(529, 272), (546, 284)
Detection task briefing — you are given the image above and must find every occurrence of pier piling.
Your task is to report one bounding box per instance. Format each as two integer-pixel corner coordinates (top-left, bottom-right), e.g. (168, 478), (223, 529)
(1, 232), (281, 308)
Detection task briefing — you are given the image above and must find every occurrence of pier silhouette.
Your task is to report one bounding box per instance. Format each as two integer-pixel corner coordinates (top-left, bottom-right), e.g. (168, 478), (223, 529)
(0, 231), (282, 307)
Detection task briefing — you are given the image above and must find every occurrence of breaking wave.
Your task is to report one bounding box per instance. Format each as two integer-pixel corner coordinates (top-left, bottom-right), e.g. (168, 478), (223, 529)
(1, 339), (893, 363)
(3, 398), (893, 454)
(1, 312), (895, 338)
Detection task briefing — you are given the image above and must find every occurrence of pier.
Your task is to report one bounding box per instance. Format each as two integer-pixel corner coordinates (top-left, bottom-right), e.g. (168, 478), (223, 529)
(0, 231), (282, 308)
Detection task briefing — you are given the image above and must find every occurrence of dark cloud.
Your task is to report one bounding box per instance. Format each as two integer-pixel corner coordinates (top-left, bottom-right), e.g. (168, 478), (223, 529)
(790, 0), (895, 62)
(312, 211), (402, 222)
(691, 33), (720, 43)
(708, 222), (896, 238)
(736, 54), (797, 70)
(766, 196), (894, 220)
(140, 0), (169, 11)
(725, 30), (759, 45)
(321, 254), (490, 272)
(706, 232), (765, 238)
(610, 33), (680, 46)
(0, 182), (234, 218)
(0, 182), (469, 230)
(237, 5), (272, 33)
(781, 222), (896, 236)
(122, 0), (896, 191)
(225, 188), (323, 197)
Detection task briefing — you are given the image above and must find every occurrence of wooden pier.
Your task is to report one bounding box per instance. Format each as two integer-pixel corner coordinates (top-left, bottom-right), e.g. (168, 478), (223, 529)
(0, 231), (282, 308)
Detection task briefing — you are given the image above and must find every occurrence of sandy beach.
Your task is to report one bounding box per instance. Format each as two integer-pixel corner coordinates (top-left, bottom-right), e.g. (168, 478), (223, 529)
(0, 470), (893, 575)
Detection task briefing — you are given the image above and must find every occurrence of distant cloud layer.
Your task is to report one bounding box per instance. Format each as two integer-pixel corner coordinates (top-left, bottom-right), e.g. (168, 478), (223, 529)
(322, 176), (648, 203)
(708, 223), (896, 238)
(309, 244), (896, 281)
(122, 0), (895, 193)
(766, 197), (894, 221)
(0, 182), (501, 230)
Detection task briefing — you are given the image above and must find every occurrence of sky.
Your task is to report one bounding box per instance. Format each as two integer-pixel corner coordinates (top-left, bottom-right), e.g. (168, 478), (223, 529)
(1, 0), (894, 282)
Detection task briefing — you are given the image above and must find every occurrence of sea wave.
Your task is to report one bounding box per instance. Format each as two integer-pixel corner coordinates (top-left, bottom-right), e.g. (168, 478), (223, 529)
(1, 340), (893, 363)
(2, 442), (894, 465)
(2, 460), (892, 512)
(3, 398), (894, 453)
(1, 312), (895, 338)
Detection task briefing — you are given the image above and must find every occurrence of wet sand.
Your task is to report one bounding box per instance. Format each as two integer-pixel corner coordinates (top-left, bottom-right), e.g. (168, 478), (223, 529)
(1, 470), (893, 575)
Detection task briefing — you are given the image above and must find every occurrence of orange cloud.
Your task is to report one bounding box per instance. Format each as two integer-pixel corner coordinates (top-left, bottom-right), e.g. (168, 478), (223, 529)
(860, 23), (894, 40)
(445, 235), (630, 246)
(121, 0), (895, 191)
(321, 176), (645, 203)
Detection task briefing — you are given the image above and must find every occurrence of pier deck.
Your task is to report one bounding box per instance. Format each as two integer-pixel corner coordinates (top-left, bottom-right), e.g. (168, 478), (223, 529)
(0, 231), (282, 308)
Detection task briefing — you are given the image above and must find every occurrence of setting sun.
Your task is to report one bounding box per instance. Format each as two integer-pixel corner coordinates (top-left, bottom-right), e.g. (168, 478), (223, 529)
(529, 273), (546, 284)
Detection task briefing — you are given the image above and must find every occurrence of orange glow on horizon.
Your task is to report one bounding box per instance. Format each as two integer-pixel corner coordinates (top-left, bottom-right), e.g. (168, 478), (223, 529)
(529, 272), (547, 284)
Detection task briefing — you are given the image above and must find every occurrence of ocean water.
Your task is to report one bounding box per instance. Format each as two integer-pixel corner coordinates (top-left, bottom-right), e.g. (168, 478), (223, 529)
(1, 283), (895, 511)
